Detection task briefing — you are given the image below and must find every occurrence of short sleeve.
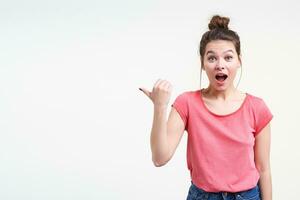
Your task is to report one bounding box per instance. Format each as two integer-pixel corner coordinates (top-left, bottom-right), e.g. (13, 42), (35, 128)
(254, 98), (273, 136)
(171, 93), (188, 129)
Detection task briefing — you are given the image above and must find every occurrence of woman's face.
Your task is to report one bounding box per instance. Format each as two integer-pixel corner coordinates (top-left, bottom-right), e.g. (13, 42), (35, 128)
(202, 40), (241, 91)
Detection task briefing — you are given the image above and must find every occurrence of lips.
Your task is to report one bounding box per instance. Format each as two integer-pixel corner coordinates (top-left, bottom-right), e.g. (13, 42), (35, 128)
(215, 73), (228, 82)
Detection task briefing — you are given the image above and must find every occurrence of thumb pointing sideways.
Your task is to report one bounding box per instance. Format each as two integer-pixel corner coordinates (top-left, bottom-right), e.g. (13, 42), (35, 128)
(139, 87), (151, 99)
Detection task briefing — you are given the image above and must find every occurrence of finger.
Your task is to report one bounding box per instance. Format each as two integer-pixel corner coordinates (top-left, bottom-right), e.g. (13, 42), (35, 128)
(159, 80), (169, 90)
(156, 79), (168, 88)
(161, 80), (171, 89)
(139, 87), (151, 98)
(154, 79), (164, 89)
(166, 81), (173, 91)
(168, 83), (173, 91)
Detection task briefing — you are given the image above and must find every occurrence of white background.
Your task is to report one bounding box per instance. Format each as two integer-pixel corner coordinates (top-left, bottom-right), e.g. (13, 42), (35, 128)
(0, 0), (299, 199)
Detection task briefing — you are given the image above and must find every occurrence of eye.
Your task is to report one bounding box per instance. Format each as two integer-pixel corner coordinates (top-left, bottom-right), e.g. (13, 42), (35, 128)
(225, 56), (233, 61)
(207, 56), (216, 61)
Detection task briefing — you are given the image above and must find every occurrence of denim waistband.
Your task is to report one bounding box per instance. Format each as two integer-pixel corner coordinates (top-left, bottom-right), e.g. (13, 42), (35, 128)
(190, 181), (260, 195)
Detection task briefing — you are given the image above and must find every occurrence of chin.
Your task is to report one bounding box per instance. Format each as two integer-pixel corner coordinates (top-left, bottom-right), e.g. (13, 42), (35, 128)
(213, 85), (228, 91)
(215, 88), (227, 92)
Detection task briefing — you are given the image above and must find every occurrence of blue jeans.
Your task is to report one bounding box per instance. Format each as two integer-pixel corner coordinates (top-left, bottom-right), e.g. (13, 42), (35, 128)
(186, 182), (261, 200)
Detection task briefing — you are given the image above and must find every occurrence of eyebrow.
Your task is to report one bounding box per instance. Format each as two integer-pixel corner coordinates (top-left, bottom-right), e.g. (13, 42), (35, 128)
(206, 50), (234, 55)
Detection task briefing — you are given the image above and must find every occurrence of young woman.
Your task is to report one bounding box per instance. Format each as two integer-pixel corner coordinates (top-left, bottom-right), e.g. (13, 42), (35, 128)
(139, 15), (273, 200)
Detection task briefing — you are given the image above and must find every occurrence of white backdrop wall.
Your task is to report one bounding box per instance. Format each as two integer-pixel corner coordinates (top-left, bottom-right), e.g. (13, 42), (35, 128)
(0, 0), (299, 199)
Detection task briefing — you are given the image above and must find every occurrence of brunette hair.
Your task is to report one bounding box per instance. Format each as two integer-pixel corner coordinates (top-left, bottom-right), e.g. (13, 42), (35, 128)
(199, 15), (242, 88)
(199, 15), (241, 66)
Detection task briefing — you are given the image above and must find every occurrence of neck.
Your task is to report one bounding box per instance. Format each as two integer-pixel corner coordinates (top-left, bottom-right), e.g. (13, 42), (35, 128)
(203, 85), (238, 101)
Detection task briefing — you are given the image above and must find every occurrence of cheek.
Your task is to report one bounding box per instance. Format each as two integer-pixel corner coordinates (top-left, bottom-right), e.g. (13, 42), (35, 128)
(228, 67), (239, 78)
(203, 64), (217, 80)
(204, 70), (216, 81)
(203, 62), (214, 71)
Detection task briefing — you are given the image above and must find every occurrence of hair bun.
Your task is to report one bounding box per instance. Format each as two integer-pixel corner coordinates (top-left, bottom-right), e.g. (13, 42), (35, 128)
(208, 15), (230, 30)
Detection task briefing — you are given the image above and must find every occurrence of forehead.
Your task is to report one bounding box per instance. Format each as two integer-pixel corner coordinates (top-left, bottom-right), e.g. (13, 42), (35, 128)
(205, 40), (236, 55)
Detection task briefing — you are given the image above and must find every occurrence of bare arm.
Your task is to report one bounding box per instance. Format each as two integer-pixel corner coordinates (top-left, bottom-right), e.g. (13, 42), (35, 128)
(150, 106), (185, 167)
(140, 79), (185, 167)
(254, 123), (272, 200)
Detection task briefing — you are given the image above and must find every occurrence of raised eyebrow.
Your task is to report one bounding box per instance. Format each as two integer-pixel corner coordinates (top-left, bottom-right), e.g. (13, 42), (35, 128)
(206, 50), (234, 55)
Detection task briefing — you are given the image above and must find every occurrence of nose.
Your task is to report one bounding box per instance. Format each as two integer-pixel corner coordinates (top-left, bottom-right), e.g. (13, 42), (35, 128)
(216, 65), (225, 70)
(215, 60), (225, 70)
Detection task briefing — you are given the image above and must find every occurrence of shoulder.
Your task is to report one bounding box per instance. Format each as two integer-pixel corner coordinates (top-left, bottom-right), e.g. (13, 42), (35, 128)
(245, 92), (271, 112)
(176, 89), (200, 98)
(172, 89), (200, 106)
(246, 92), (266, 105)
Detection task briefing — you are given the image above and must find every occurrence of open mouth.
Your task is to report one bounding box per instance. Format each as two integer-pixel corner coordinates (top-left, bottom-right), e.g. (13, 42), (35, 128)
(215, 74), (228, 82)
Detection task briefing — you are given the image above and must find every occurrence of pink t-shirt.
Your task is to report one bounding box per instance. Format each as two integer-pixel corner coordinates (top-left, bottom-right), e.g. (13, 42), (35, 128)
(171, 89), (273, 192)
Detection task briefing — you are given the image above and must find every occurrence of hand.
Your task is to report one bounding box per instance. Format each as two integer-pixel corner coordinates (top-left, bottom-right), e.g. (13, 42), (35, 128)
(139, 79), (173, 107)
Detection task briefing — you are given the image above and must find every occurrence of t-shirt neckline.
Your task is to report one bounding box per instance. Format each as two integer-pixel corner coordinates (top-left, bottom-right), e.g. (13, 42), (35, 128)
(198, 89), (249, 117)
